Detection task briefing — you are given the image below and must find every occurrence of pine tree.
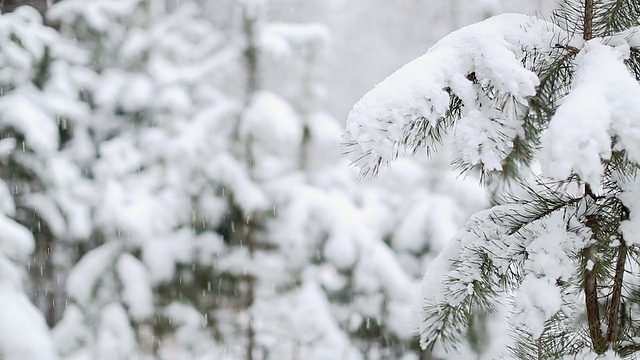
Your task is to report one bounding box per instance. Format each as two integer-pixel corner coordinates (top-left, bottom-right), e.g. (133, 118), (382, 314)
(344, 0), (640, 358)
(38, 0), (514, 359)
(47, 1), (231, 358)
(0, 178), (57, 360)
(48, 0), (365, 358)
(253, 6), (495, 359)
(0, 2), (92, 331)
(0, 6), (89, 360)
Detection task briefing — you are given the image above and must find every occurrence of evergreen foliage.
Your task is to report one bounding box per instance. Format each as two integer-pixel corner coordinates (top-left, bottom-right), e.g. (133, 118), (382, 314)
(0, 1), (92, 328)
(0, 1), (531, 359)
(345, 0), (640, 358)
(0, 6), (84, 359)
(44, 0), (480, 358)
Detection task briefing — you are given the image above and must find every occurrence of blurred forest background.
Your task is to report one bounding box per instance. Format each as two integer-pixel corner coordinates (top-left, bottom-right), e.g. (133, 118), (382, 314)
(2, 0), (556, 121)
(0, 0), (553, 359)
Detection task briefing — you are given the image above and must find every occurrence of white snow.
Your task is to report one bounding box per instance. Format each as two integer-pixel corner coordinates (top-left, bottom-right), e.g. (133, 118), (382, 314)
(618, 177), (640, 246)
(240, 91), (303, 179)
(542, 39), (640, 184)
(513, 276), (562, 338)
(119, 74), (154, 113)
(141, 238), (177, 284)
(116, 253), (154, 320)
(253, 280), (361, 360)
(22, 193), (67, 238)
(344, 13), (563, 178)
(66, 242), (120, 306)
(96, 304), (137, 360)
(0, 91), (60, 153)
(420, 202), (592, 346)
(0, 1), (612, 359)
(0, 214), (35, 262)
(0, 287), (58, 360)
(51, 305), (87, 357)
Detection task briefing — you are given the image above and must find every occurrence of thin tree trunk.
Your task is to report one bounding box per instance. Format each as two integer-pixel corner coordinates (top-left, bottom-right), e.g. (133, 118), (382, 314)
(2, 0), (49, 13)
(244, 218), (256, 360)
(584, 246), (606, 353)
(583, 0), (594, 41)
(241, 4), (261, 360)
(243, 3), (260, 101)
(581, 0), (605, 350)
(605, 243), (627, 349)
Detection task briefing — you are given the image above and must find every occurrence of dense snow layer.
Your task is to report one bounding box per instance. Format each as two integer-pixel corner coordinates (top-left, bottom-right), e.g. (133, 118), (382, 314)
(344, 11), (640, 354)
(420, 200), (592, 347)
(0, 213), (56, 360)
(344, 13), (563, 178)
(66, 242), (120, 307)
(240, 91), (303, 179)
(619, 177), (640, 246)
(0, 288), (57, 360)
(542, 39), (640, 184)
(116, 254), (154, 320)
(0, 215), (34, 262)
(0, 1), (568, 359)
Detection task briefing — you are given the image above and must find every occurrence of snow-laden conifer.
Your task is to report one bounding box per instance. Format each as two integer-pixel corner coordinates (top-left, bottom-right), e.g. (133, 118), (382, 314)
(345, 0), (640, 358)
(48, 0), (231, 358)
(0, 7), (82, 358)
(0, 3), (93, 336)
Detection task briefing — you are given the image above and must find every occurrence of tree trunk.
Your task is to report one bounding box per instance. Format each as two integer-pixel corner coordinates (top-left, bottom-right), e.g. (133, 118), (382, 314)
(1, 0), (55, 14)
(241, 4), (262, 360)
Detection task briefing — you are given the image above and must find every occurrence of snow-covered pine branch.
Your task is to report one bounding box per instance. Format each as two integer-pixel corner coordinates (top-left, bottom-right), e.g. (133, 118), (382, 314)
(420, 184), (590, 350)
(344, 14), (566, 179)
(345, 2), (640, 358)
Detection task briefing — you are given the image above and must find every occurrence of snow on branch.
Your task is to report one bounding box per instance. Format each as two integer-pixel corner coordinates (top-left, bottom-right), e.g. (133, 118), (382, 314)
(419, 191), (590, 349)
(541, 39), (640, 185)
(343, 14), (563, 178)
